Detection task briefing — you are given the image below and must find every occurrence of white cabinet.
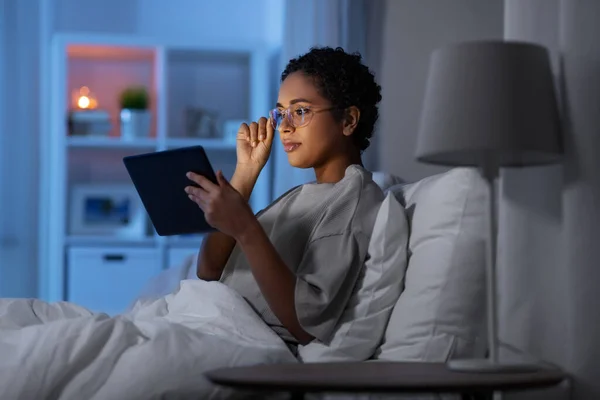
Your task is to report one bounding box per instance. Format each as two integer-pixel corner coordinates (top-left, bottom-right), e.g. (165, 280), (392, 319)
(39, 33), (275, 307)
(67, 247), (162, 315)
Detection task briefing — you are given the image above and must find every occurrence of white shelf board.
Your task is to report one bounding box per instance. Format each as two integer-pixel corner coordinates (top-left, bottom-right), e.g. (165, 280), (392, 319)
(65, 236), (157, 247)
(67, 136), (158, 149)
(165, 138), (236, 151)
(167, 235), (205, 248)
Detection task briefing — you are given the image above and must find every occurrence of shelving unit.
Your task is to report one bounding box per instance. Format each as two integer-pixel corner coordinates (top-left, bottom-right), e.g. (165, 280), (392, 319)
(39, 33), (275, 312)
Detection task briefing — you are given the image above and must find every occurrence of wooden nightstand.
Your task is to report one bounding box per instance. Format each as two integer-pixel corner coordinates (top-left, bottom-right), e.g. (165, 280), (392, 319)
(206, 361), (567, 400)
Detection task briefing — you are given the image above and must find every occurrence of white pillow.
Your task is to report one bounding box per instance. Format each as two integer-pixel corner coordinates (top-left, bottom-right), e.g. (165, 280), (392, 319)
(298, 192), (409, 362)
(374, 167), (487, 362)
(371, 171), (405, 192)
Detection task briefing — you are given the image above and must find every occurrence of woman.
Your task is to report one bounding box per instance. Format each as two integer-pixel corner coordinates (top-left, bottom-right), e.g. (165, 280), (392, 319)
(184, 47), (383, 348)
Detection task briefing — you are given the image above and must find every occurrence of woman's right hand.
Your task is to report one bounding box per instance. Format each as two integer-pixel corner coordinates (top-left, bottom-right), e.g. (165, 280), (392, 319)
(236, 117), (274, 172)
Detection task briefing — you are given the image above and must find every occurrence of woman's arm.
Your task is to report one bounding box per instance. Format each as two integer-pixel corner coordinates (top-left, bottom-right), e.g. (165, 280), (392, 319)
(196, 168), (260, 281)
(187, 169), (314, 345)
(193, 117), (274, 280)
(237, 218), (314, 345)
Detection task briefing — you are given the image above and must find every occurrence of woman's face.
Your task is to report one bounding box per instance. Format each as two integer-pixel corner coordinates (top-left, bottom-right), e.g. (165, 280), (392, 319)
(274, 72), (347, 169)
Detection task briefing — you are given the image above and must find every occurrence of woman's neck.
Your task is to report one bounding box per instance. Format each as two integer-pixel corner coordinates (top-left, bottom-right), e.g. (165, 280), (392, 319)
(314, 152), (363, 184)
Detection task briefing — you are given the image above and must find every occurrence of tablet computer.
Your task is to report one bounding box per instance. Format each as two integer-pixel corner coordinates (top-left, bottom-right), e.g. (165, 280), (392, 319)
(123, 146), (217, 236)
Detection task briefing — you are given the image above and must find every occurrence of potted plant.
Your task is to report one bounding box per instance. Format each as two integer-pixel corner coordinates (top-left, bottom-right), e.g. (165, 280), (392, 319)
(119, 86), (151, 139)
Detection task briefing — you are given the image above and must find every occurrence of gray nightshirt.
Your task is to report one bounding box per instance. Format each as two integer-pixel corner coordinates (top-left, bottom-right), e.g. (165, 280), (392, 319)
(219, 164), (383, 345)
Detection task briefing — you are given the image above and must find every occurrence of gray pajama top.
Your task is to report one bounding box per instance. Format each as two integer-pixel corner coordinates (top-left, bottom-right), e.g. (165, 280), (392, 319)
(219, 164), (383, 345)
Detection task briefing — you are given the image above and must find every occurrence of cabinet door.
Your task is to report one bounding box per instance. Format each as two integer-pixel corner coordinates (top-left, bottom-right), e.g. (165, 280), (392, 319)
(67, 246), (162, 316)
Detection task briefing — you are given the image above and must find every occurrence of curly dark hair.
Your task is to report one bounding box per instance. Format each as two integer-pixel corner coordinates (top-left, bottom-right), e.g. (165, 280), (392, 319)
(281, 46), (382, 152)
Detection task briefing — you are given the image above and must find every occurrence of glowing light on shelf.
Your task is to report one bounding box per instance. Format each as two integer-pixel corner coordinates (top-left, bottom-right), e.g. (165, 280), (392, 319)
(72, 86), (98, 110)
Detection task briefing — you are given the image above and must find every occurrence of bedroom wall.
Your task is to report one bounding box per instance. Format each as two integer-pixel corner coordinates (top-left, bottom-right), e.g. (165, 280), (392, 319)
(499, 0), (600, 398)
(0, 1), (42, 298)
(378, 0), (504, 182)
(0, 0), (284, 298)
(0, 3), (5, 292)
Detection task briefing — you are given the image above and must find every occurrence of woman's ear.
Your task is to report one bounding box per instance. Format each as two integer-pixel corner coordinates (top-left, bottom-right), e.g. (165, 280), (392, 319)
(342, 106), (360, 137)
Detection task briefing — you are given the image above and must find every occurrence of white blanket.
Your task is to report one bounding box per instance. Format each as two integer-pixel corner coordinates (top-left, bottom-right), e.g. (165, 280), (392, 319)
(0, 280), (297, 400)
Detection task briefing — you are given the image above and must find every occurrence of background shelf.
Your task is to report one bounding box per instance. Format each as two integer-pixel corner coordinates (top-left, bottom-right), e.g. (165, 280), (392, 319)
(40, 33), (273, 310)
(67, 136), (158, 149)
(66, 44), (158, 139)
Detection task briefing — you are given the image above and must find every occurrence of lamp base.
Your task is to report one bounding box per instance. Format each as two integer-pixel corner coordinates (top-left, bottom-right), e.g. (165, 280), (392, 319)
(447, 358), (543, 373)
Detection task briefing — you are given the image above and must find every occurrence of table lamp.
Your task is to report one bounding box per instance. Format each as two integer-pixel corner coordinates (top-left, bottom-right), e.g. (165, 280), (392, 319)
(415, 41), (563, 372)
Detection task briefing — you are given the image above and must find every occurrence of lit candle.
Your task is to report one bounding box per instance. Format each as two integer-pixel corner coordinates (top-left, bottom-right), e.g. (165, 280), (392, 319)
(73, 86), (98, 110)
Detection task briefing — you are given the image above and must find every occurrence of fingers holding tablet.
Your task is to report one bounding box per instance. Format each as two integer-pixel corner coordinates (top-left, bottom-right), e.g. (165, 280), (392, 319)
(185, 172), (213, 208)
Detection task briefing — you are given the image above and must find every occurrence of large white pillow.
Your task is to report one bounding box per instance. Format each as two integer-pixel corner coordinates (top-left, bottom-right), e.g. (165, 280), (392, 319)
(298, 192), (409, 362)
(374, 167), (487, 362)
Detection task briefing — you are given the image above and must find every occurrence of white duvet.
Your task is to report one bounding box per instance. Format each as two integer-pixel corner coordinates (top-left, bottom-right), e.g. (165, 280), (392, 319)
(0, 280), (297, 400)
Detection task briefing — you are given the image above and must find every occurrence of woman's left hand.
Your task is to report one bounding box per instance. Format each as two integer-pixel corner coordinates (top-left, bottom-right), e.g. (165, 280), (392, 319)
(185, 170), (256, 240)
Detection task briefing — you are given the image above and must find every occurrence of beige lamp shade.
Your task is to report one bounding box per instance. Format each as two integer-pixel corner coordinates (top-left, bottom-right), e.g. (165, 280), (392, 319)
(415, 41), (563, 167)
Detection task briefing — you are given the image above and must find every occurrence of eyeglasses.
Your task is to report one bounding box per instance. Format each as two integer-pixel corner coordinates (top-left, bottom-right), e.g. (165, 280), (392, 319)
(269, 105), (338, 130)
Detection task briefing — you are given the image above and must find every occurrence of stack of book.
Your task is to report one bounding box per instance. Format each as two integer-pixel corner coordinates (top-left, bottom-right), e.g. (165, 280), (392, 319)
(68, 110), (112, 136)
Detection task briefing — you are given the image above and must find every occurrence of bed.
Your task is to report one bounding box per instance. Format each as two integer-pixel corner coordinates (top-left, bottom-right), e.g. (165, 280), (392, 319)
(0, 167), (487, 400)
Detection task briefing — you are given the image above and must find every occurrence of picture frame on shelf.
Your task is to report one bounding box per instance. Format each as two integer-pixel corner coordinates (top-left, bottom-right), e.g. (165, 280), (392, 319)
(69, 184), (147, 239)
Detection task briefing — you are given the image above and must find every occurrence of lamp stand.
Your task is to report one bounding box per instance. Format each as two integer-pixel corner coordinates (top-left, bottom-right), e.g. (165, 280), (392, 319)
(447, 162), (543, 374)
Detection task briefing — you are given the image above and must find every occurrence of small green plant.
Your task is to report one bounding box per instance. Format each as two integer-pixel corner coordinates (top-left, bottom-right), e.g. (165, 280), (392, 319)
(119, 86), (150, 110)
